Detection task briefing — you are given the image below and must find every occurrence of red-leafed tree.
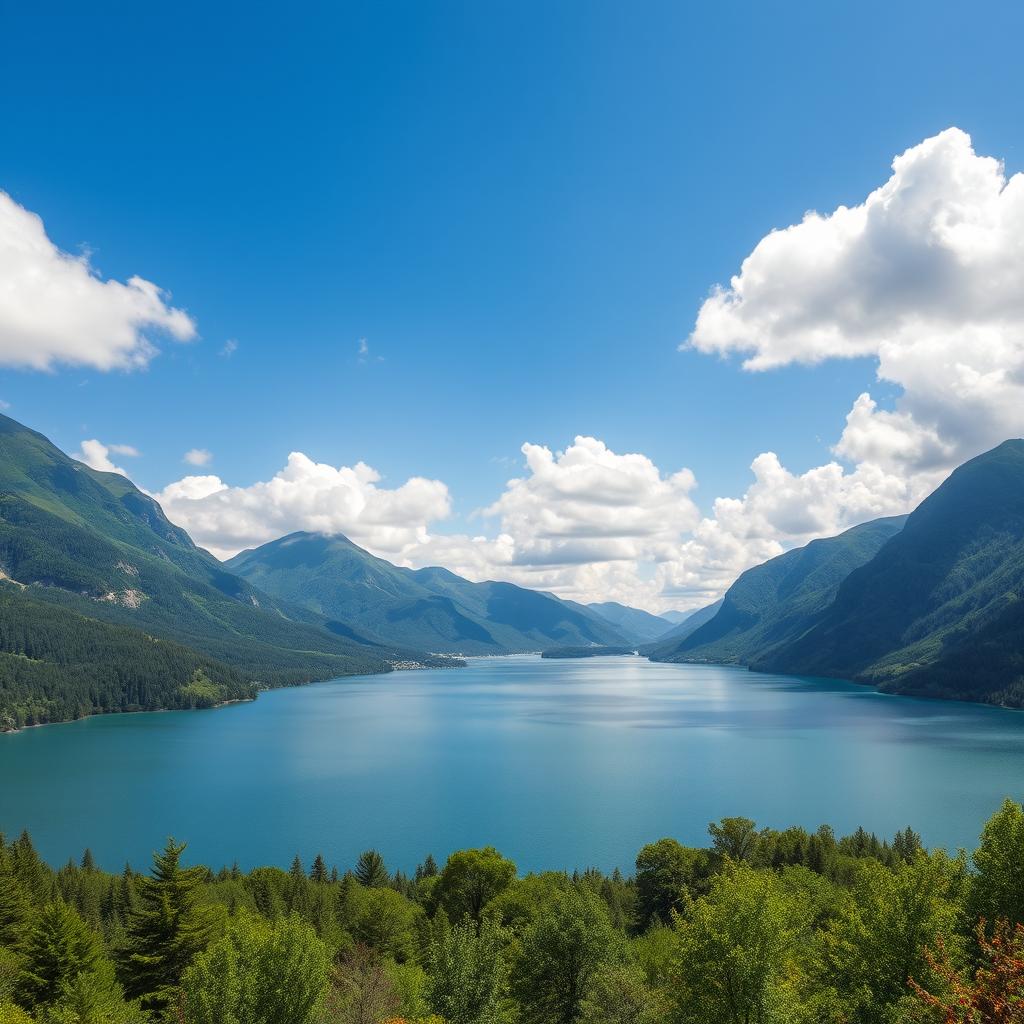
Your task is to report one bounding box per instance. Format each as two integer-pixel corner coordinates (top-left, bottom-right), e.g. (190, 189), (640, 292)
(910, 919), (1024, 1023)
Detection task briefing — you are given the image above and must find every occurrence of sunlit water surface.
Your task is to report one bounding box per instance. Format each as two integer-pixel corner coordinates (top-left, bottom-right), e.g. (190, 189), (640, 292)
(3, 656), (1024, 872)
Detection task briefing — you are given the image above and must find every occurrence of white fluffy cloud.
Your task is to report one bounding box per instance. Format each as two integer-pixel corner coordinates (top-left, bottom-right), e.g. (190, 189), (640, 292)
(153, 452), (453, 560)
(146, 128), (1024, 612)
(184, 448), (213, 467)
(72, 439), (140, 477)
(690, 127), (1024, 476)
(0, 190), (195, 371)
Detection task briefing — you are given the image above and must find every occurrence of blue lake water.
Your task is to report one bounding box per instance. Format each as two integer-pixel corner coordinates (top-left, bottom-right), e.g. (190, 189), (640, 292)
(3, 656), (1024, 874)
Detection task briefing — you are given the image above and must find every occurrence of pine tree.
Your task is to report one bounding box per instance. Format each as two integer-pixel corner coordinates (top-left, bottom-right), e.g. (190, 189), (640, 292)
(287, 856), (312, 919)
(310, 854), (328, 885)
(0, 874), (30, 950)
(118, 838), (214, 1015)
(19, 900), (103, 1008)
(354, 850), (388, 889)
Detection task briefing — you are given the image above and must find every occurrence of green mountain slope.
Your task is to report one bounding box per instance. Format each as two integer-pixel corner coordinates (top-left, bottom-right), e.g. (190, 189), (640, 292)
(226, 531), (627, 654)
(761, 440), (1024, 704)
(585, 601), (675, 642)
(651, 516), (907, 666)
(0, 414), (453, 727)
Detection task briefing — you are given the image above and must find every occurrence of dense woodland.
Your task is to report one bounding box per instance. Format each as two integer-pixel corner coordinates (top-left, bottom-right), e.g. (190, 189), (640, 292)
(4, 802), (1024, 1023)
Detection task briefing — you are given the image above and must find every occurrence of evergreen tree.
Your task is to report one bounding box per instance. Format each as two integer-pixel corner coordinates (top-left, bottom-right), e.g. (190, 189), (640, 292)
(0, 875), (30, 950)
(118, 838), (214, 1016)
(354, 850), (388, 889)
(18, 900), (103, 1009)
(287, 856), (312, 919)
(310, 855), (328, 885)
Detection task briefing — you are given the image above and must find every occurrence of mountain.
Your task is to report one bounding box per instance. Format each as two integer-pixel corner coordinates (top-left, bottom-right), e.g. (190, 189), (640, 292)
(226, 531), (627, 654)
(658, 610), (690, 624)
(642, 599), (724, 656)
(585, 601), (677, 642)
(0, 413), (453, 729)
(650, 516), (908, 666)
(761, 440), (1024, 704)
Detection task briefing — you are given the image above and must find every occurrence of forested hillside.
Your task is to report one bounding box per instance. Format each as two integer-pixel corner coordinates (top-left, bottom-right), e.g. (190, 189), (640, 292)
(650, 517), (906, 666)
(762, 440), (1024, 704)
(0, 414), (455, 729)
(227, 531), (627, 654)
(3, 801), (1024, 1022)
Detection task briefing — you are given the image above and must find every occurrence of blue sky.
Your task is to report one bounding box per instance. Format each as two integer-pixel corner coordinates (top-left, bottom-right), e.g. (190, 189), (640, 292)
(3, 1), (1024, 610)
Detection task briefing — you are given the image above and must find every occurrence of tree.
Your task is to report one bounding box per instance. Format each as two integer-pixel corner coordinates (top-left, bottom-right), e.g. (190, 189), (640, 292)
(634, 839), (707, 928)
(118, 838), (215, 1015)
(0, 875), (30, 950)
(670, 862), (808, 1024)
(579, 962), (667, 1024)
(35, 960), (145, 1024)
(708, 817), (758, 863)
(512, 887), (623, 1024)
(353, 851), (388, 889)
(433, 848), (517, 925)
(426, 918), (511, 1024)
(18, 901), (105, 1009)
(908, 918), (1024, 1023)
(324, 944), (401, 1024)
(822, 852), (966, 1024)
(181, 913), (330, 1024)
(350, 887), (420, 962)
(970, 798), (1024, 929)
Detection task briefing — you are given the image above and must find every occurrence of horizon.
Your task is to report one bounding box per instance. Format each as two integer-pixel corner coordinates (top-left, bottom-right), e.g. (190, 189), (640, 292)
(5, 4), (1024, 613)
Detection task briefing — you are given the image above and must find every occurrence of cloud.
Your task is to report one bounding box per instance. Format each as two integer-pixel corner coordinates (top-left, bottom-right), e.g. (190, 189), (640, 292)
(0, 399), (10, 411)
(149, 128), (1024, 612)
(72, 439), (138, 477)
(184, 448), (213, 467)
(0, 191), (196, 371)
(220, 339), (238, 358)
(152, 452), (452, 560)
(688, 127), (1024, 476)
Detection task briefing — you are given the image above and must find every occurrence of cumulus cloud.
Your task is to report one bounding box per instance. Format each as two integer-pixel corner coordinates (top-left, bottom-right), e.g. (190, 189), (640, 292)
(153, 452), (452, 560)
(689, 127), (1024, 476)
(150, 128), (1024, 612)
(0, 190), (195, 371)
(72, 439), (139, 477)
(184, 448), (213, 467)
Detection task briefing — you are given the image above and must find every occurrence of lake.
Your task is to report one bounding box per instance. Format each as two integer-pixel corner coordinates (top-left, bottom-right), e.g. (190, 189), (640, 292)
(3, 655), (1024, 874)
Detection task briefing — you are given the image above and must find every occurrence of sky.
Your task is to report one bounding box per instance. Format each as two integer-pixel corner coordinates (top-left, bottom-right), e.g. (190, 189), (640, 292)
(3, 0), (1024, 612)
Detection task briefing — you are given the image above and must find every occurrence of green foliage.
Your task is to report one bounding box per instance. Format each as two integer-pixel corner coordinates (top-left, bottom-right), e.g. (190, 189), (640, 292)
(4, 804), (1024, 1023)
(669, 862), (811, 1024)
(433, 847), (517, 925)
(180, 913), (330, 1024)
(119, 838), (215, 1015)
(349, 886), (420, 962)
(426, 918), (512, 1023)
(353, 850), (388, 889)
(634, 839), (707, 928)
(18, 901), (106, 1009)
(579, 961), (668, 1024)
(512, 886), (624, 1024)
(969, 796), (1024, 929)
